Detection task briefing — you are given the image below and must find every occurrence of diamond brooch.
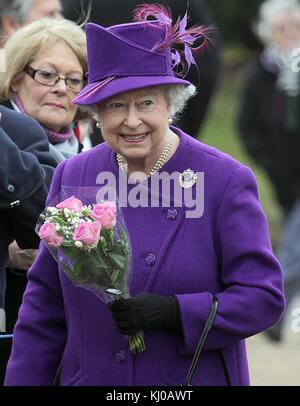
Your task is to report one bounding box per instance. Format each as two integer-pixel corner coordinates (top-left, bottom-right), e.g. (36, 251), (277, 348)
(178, 169), (197, 189)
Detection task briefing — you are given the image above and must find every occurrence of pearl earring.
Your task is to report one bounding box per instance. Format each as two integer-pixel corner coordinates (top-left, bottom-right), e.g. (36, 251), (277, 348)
(168, 117), (173, 124)
(96, 121), (100, 128)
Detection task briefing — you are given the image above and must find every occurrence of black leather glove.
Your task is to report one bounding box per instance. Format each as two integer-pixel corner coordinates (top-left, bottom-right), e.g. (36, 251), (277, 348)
(108, 293), (181, 335)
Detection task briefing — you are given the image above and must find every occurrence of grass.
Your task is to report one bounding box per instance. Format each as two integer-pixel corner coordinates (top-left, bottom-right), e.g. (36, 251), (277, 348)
(199, 67), (282, 246)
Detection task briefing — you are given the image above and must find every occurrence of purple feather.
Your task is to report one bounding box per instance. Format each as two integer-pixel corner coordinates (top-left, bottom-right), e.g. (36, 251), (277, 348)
(184, 44), (196, 73)
(133, 4), (172, 25)
(133, 3), (214, 77)
(172, 50), (181, 66)
(179, 11), (188, 34)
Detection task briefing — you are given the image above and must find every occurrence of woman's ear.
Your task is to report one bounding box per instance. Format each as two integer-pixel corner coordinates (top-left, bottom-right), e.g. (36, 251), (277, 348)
(11, 74), (23, 92)
(11, 80), (19, 93)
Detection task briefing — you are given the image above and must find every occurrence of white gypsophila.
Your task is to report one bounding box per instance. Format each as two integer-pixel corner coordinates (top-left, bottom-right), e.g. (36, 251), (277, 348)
(48, 207), (58, 215)
(74, 241), (84, 248)
(55, 225), (61, 232)
(64, 208), (71, 217)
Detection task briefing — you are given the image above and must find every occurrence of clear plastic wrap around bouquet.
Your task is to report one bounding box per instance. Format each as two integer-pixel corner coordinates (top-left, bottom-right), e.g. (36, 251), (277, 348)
(35, 187), (145, 354)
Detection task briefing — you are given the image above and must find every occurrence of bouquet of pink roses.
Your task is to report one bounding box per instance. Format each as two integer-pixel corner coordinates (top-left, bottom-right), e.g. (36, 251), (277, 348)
(36, 194), (145, 354)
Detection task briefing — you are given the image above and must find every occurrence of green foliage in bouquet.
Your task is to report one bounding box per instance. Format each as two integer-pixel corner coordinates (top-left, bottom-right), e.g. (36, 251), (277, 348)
(37, 195), (145, 354)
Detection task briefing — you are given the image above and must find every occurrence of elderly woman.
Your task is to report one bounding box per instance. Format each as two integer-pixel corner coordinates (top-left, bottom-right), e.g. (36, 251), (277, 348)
(5, 5), (284, 386)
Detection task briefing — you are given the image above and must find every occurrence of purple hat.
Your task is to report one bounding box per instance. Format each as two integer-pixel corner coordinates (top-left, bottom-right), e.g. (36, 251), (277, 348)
(73, 4), (210, 106)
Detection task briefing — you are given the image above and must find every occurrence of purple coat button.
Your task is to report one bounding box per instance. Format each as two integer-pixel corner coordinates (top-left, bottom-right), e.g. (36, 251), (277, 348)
(145, 253), (156, 266)
(166, 209), (178, 220)
(113, 350), (127, 363)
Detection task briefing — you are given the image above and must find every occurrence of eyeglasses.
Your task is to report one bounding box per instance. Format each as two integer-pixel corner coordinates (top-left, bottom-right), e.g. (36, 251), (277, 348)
(23, 66), (85, 92)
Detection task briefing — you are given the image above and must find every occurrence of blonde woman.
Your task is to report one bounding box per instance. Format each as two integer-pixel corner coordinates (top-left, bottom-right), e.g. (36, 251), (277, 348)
(0, 17), (87, 163)
(0, 17), (87, 300)
(0, 17), (87, 383)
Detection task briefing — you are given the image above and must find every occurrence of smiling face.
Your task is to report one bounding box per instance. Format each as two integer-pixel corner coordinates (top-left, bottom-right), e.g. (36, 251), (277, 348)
(12, 42), (83, 131)
(96, 87), (171, 171)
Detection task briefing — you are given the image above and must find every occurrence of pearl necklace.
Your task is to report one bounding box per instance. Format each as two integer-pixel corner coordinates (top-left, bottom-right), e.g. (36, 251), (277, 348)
(116, 132), (174, 178)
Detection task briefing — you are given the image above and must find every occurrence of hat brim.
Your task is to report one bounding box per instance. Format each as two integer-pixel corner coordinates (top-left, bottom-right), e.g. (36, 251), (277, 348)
(72, 75), (190, 106)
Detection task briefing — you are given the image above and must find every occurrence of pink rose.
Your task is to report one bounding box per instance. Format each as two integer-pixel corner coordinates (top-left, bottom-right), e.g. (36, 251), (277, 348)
(56, 196), (83, 212)
(91, 201), (116, 229)
(73, 221), (101, 247)
(39, 223), (63, 248)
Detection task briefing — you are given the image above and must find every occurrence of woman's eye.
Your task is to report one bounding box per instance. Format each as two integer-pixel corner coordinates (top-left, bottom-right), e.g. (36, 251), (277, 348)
(40, 71), (56, 79)
(138, 100), (155, 110)
(143, 100), (154, 106)
(109, 103), (124, 109)
(68, 78), (82, 85)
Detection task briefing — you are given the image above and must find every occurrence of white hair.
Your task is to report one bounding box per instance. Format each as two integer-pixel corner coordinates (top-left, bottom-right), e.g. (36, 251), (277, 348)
(254, 0), (300, 44)
(165, 84), (197, 119)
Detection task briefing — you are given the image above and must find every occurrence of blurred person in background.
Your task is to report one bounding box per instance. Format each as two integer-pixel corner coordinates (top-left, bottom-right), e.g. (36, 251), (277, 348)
(270, 199), (300, 341)
(0, 0), (63, 46)
(238, 0), (300, 342)
(0, 18), (87, 381)
(238, 0), (300, 216)
(62, 0), (221, 145)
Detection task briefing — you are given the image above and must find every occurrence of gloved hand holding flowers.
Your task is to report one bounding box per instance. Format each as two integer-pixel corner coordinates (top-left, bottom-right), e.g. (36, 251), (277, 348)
(109, 293), (181, 335)
(36, 194), (145, 353)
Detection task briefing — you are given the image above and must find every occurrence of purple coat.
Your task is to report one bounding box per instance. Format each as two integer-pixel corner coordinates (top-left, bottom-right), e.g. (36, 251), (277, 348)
(4, 128), (284, 386)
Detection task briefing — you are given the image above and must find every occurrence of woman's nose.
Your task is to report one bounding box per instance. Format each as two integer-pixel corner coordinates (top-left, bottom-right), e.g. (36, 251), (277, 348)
(51, 78), (68, 94)
(124, 105), (142, 128)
